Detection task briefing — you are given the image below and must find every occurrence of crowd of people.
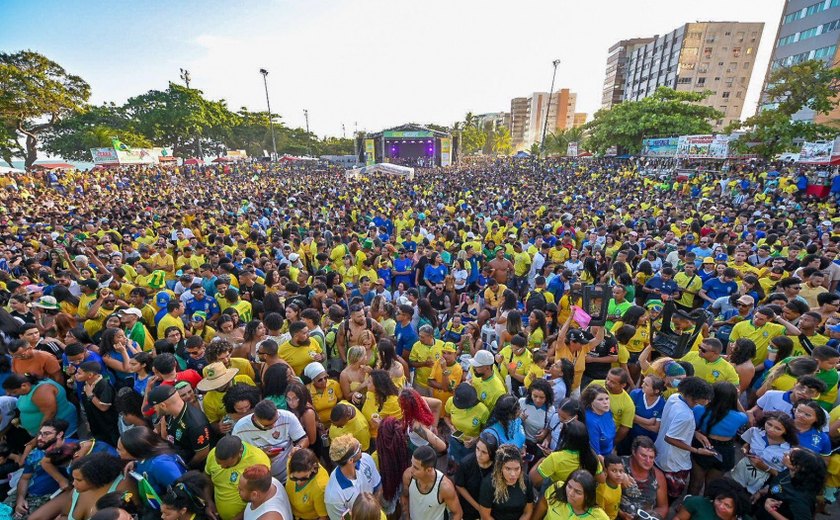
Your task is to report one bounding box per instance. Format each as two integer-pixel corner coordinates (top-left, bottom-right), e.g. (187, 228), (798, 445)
(0, 155), (836, 520)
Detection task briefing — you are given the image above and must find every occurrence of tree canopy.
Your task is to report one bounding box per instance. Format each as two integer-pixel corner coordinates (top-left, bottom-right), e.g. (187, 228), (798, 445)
(0, 50), (91, 167)
(585, 87), (722, 155)
(727, 59), (840, 158)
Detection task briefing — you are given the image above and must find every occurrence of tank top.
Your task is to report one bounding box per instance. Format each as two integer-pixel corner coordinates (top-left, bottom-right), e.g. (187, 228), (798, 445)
(68, 475), (124, 520)
(19, 379), (78, 437)
(244, 478), (293, 520)
(408, 469), (446, 520)
(620, 456), (659, 513)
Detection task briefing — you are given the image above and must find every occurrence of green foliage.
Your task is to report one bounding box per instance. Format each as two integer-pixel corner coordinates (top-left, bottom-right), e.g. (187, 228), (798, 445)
(461, 115), (486, 155)
(124, 83), (239, 157)
(585, 87), (721, 155)
(492, 125), (513, 156)
(727, 59), (840, 158)
(545, 127), (586, 156)
(0, 50), (91, 167)
(43, 104), (153, 162)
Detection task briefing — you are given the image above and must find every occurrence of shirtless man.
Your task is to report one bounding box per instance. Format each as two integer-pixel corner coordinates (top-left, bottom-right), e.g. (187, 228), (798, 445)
(336, 304), (384, 363)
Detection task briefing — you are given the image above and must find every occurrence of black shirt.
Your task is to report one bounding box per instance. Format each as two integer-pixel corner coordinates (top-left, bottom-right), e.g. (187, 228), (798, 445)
(478, 473), (534, 520)
(82, 377), (119, 445)
(583, 334), (618, 381)
(453, 454), (494, 520)
(162, 403), (211, 464)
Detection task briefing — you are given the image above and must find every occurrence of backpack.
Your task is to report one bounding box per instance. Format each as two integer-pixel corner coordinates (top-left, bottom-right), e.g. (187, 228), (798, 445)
(525, 290), (547, 313)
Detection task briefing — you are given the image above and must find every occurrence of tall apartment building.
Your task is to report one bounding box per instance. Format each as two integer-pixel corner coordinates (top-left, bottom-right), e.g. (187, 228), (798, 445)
(573, 113), (588, 127)
(474, 112), (511, 131)
(509, 89), (578, 150)
(623, 21), (764, 130)
(601, 38), (655, 109)
(761, 0), (840, 123)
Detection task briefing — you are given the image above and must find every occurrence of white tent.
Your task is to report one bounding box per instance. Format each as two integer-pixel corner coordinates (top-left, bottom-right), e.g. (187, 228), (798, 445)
(345, 163), (414, 181)
(0, 166), (25, 174)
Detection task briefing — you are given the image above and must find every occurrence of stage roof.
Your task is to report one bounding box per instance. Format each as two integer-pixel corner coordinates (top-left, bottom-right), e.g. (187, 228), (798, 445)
(368, 124), (450, 139)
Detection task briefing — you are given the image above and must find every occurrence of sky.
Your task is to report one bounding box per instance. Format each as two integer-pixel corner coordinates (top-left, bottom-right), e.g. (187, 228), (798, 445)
(1, 0), (785, 138)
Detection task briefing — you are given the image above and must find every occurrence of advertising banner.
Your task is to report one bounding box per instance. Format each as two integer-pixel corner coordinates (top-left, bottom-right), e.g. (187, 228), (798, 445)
(116, 148), (158, 165)
(226, 150), (248, 158)
(709, 134), (734, 159)
(567, 142), (578, 157)
(90, 147), (120, 165)
(440, 137), (452, 167)
(641, 137), (679, 157)
(799, 139), (836, 163)
(383, 130), (434, 138)
(364, 139), (376, 166)
(676, 135), (714, 158)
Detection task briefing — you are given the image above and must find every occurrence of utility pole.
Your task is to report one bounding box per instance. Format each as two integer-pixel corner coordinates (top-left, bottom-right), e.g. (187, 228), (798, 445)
(540, 59), (561, 154)
(259, 68), (278, 159)
(180, 68), (203, 159)
(303, 109), (310, 134)
(342, 123), (346, 138)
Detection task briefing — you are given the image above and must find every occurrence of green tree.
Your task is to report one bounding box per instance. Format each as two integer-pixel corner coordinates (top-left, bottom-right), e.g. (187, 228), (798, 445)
(545, 127), (586, 156)
(43, 103), (153, 162)
(124, 83), (238, 157)
(585, 87), (722, 155)
(492, 125), (513, 155)
(0, 50), (91, 167)
(318, 136), (354, 156)
(727, 59), (840, 158)
(460, 112), (485, 154)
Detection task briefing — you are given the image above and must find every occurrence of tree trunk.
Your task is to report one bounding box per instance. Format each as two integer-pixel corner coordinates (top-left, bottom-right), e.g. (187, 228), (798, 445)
(25, 133), (38, 169)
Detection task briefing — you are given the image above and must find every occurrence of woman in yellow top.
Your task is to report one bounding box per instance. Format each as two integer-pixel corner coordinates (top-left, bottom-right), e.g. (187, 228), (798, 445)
(285, 448), (330, 520)
(534, 469), (610, 520)
(306, 362), (343, 427)
(361, 370), (403, 439)
(340, 346), (371, 408)
(552, 314), (605, 397)
(557, 284), (584, 328)
(610, 306), (651, 384)
(528, 310), (548, 351)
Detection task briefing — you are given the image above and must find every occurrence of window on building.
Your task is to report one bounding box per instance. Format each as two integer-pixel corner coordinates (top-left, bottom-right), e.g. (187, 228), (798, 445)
(727, 62), (738, 72)
(737, 31), (745, 42)
(725, 76), (734, 86)
(733, 47), (741, 57)
(680, 62), (696, 70)
(800, 27), (819, 40)
(743, 62), (750, 69)
(688, 31), (702, 40)
(698, 63), (709, 73)
(722, 91), (730, 98)
(704, 47), (713, 58)
(736, 91), (743, 98)
(706, 33), (716, 43)
(697, 77), (706, 86)
(714, 77), (721, 81)
(677, 77), (692, 84)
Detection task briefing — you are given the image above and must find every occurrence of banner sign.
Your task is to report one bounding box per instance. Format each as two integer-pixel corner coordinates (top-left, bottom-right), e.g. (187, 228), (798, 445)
(116, 148), (157, 165)
(676, 135), (714, 158)
(641, 137), (679, 157)
(90, 147), (120, 165)
(226, 150), (247, 158)
(440, 137), (452, 167)
(708, 134), (734, 158)
(567, 142), (578, 157)
(799, 139), (836, 163)
(383, 131), (434, 138)
(364, 139), (376, 166)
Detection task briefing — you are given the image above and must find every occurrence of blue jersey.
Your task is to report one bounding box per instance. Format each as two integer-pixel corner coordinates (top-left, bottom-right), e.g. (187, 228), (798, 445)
(185, 295), (220, 319)
(394, 321), (418, 357)
(586, 409), (616, 456)
(629, 388), (664, 441)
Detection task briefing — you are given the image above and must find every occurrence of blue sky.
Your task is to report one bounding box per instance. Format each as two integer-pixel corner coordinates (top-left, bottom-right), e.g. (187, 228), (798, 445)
(2, 0), (784, 138)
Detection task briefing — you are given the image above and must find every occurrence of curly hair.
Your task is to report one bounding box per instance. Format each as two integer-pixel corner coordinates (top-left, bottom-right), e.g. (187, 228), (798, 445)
(704, 477), (751, 517)
(398, 388), (434, 427)
(491, 444), (525, 504)
(222, 383), (262, 415)
(205, 339), (235, 362)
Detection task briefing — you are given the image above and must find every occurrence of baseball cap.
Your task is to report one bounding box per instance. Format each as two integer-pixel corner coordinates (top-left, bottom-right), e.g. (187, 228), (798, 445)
(30, 295), (60, 310)
(469, 350), (495, 368)
(567, 329), (587, 344)
(715, 253), (728, 262)
(288, 253), (300, 262)
(192, 311), (207, 322)
(736, 295), (755, 306)
(147, 385), (177, 406)
(441, 342), (457, 353)
(121, 307), (143, 319)
(155, 292), (171, 307)
(828, 323), (840, 334)
(452, 383), (479, 409)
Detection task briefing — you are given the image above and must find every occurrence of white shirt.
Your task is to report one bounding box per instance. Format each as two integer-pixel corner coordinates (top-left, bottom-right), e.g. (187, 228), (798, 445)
(232, 411), (307, 482)
(244, 478), (293, 520)
(528, 252), (547, 284)
(757, 390), (830, 431)
(654, 393), (695, 472)
(324, 453), (381, 520)
(0, 396), (17, 431)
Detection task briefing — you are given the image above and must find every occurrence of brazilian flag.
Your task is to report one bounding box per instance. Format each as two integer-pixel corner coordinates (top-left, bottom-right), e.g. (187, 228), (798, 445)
(112, 138), (130, 152)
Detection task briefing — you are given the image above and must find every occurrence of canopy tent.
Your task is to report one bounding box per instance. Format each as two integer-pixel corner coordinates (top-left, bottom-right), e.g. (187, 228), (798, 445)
(345, 163), (414, 181)
(211, 157), (233, 163)
(183, 158), (204, 165)
(31, 162), (75, 170)
(0, 166), (25, 174)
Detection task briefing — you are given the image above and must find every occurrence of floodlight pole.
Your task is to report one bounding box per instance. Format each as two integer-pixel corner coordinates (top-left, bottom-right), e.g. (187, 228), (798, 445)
(540, 59), (561, 153)
(259, 68), (278, 159)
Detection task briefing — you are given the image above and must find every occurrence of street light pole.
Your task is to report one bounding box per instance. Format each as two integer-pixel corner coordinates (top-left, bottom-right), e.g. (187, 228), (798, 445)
(259, 68), (278, 159)
(540, 59), (561, 154)
(180, 68), (203, 159)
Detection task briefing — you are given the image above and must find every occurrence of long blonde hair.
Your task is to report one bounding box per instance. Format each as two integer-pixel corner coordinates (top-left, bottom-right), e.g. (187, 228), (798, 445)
(491, 444), (526, 504)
